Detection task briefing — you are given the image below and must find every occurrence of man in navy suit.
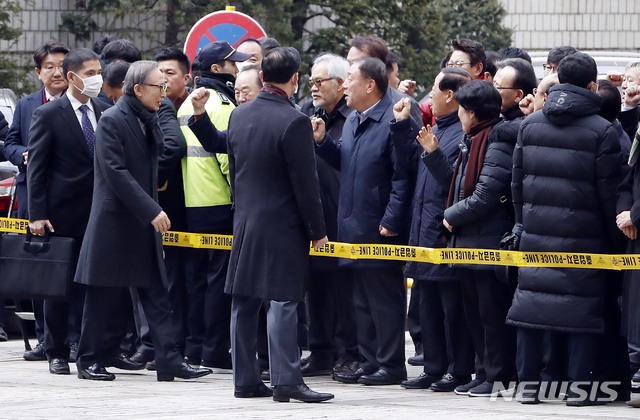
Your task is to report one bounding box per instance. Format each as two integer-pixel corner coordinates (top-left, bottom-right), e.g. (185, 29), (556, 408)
(3, 41), (70, 361)
(27, 48), (111, 376)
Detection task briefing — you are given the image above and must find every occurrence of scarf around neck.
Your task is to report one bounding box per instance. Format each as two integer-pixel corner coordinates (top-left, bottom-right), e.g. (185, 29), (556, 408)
(447, 117), (501, 207)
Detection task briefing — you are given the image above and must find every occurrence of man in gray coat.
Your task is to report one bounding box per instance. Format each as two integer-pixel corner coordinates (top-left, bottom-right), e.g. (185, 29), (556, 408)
(224, 47), (333, 403)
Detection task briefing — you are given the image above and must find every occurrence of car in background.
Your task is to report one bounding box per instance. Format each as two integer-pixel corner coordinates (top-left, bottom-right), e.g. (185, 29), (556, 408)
(529, 51), (640, 81)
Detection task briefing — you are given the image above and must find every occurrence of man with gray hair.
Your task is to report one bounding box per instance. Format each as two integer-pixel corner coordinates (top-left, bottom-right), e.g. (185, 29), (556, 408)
(74, 60), (212, 382)
(302, 53), (359, 378)
(619, 61), (640, 141)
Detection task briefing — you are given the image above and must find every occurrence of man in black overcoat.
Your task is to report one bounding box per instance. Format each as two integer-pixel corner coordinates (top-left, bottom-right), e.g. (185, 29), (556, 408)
(224, 47), (333, 403)
(72, 60), (211, 382)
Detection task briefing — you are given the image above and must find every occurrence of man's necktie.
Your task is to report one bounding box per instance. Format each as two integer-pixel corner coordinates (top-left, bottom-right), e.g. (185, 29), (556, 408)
(79, 104), (95, 157)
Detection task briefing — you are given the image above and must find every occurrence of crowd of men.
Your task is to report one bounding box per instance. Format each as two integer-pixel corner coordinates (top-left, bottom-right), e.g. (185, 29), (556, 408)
(0, 32), (640, 408)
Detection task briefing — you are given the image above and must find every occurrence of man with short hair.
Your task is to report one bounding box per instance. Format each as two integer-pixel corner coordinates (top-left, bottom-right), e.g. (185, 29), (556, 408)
(314, 57), (412, 386)
(236, 38), (265, 68)
(302, 53), (359, 378)
(177, 40), (250, 369)
(493, 58), (537, 121)
(347, 36), (422, 124)
(507, 52), (622, 406)
(619, 62), (640, 141)
(234, 65), (263, 105)
(448, 38), (486, 80)
(543, 45), (578, 76)
(155, 47), (191, 110)
(392, 68), (475, 392)
(520, 73), (560, 116)
(224, 46), (333, 403)
(101, 39), (141, 65)
(4, 41), (71, 361)
(27, 48), (112, 375)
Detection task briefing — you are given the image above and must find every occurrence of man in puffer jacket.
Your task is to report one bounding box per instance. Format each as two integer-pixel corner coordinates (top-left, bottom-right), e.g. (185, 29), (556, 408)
(506, 52), (623, 406)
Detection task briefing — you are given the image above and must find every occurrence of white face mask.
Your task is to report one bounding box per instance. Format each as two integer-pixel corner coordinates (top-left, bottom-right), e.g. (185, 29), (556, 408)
(71, 72), (103, 98)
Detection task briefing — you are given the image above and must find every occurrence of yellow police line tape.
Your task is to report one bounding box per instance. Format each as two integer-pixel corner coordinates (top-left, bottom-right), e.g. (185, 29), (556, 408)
(2, 217), (639, 271)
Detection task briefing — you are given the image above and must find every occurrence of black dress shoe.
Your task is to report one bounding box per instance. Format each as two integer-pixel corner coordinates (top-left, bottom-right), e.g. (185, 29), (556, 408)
(333, 359), (359, 376)
(633, 368), (640, 383)
(430, 373), (472, 392)
(407, 353), (424, 366)
(23, 341), (47, 361)
(234, 382), (273, 398)
(130, 352), (154, 365)
(107, 353), (145, 370)
(49, 358), (70, 375)
(261, 369), (270, 381)
(401, 372), (441, 389)
(301, 357), (334, 377)
(333, 367), (371, 384)
(273, 384), (334, 403)
(358, 368), (405, 386)
(146, 360), (157, 371)
(184, 356), (201, 366)
(78, 363), (116, 381)
(157, 362), (212, 381)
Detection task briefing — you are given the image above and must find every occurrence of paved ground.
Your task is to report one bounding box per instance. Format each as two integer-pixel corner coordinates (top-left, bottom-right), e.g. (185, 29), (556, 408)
(1, 335), (639, 419)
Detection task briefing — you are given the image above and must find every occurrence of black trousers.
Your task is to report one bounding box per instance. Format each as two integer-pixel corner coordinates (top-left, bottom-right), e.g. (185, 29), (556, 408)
(131, 245), (190, 359)
(184, 248), (231, 363)
(77, 284), (183, 371)
(352, 266), (407, 378)
(460, 268), (516, 383)
(306, 268), (358, 363)
(43, 282), (85, 360)
(419, 280), (474, 377)
(517, 327), (600, 383)
(407, 280), (422, 353)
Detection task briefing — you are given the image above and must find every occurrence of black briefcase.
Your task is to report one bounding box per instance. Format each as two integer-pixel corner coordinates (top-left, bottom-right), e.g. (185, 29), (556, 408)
(0, 229), (76, 301)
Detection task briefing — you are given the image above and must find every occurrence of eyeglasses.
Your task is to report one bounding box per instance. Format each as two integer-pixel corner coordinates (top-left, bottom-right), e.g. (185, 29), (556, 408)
(542, 64), (557, 73)
(308, 77), (334, 88)
(142, 83), (168, 92)
(446, 60), (471, 68)
(41, 65), (63, 73)
(493, 82), (519, 91)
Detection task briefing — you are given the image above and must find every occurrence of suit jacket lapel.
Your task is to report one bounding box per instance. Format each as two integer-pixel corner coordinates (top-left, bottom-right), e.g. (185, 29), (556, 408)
(58, 95), (93, 160)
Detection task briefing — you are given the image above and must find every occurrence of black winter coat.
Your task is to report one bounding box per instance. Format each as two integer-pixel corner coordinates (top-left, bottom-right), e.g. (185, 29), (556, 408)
(506, 83), (622, 334)
(423, 120), (517, 269)
(224, 91), (326, 301)
(616, 126), (640, 345)
(391, 111), (463, 281)
(315, 93), (413, 269)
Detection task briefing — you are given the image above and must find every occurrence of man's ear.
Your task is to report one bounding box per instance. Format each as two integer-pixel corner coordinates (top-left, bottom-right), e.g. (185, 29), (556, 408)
(445, 90), (455, 104)
(366, 78), (376, 94)
(134, 83), (143, 98)
(471, 62), (483, 79)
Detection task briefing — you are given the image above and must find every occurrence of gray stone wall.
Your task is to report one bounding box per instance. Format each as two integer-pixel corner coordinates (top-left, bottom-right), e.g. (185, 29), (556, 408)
(0, 0), (165, 64)
(500, 0), (640, 50)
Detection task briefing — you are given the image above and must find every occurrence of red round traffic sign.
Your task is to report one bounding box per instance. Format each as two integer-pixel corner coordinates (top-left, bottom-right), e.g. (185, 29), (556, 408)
(183, 11), (267, 64)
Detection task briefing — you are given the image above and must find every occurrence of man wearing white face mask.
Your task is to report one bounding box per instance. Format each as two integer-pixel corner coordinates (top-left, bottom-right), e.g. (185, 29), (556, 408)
(27, 48), (112, 376)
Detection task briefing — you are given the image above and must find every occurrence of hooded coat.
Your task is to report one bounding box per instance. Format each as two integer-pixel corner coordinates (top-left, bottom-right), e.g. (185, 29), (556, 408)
(506, 83), (622, 333)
